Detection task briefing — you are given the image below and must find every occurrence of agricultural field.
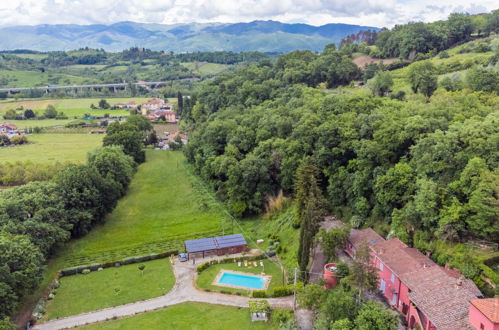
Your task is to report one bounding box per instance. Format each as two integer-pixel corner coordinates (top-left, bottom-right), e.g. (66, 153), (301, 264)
(196, 260), (285, 296)
(0, 133), (103, 163)
(0, 69), (89, 88)
(0, 97), (152, 118)
(42, 258), (175, 321)
(79, 302), (278, 330)
(181, 62), (232, 76)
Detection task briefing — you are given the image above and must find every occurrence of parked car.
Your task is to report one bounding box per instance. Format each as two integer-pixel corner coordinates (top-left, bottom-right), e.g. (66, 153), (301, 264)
(178, 253), (188, 262)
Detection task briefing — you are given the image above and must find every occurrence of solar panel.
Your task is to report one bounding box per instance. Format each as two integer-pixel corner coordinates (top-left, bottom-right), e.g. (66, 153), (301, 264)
(184, 234), (247, 253)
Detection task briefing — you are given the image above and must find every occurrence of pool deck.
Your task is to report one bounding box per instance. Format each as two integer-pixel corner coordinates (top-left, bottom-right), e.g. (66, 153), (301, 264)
(212, 269), (272, 290)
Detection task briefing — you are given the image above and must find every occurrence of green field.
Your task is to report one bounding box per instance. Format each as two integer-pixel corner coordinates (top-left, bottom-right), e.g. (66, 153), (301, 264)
(42, 258), (175, 321)
(196, 260), (285, 296)
(181, 62), (232, 76)
(79, 302), (278, 330)
(0, 133), (103, 163)
(50, 150), (225, 268)
(0, 97), (151, 117)
(0, 69), (89, 88)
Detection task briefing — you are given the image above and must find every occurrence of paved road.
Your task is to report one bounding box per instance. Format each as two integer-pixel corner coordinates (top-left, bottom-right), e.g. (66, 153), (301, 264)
(33, 255), (293, 330)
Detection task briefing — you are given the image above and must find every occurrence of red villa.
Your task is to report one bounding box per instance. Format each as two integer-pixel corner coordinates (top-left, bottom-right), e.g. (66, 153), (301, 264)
(346, 229), (484, 330)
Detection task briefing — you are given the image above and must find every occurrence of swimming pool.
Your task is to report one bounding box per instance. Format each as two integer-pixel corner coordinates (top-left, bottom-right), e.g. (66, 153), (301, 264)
(215, 271), (268, 290)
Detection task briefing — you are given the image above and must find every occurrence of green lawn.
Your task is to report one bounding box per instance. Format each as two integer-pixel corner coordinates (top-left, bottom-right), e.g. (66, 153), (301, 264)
(196, 260), (285, 296)
(0, 133), (103, 163)
(78, 302), (278, 330)
(42, 258), (175, 321)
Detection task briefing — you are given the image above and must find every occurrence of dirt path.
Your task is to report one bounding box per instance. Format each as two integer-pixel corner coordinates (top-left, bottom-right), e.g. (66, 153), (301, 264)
(33, 255), (292, 330)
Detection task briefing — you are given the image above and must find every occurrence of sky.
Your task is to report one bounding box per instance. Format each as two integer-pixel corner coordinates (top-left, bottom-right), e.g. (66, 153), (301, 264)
(0, 0), (496, 28)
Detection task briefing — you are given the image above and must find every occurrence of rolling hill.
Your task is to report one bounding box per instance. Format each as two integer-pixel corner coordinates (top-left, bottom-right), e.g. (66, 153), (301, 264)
(0, 20), (379, 53)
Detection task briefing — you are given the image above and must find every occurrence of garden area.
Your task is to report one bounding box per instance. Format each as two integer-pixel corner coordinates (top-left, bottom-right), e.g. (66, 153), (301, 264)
(41, 258), (175, 321)
(78, 302), (280, 330)
(196, 259), (286, 296)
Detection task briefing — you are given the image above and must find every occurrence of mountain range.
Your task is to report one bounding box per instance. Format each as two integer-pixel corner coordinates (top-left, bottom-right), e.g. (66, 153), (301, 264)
(0, 21), (379, 53)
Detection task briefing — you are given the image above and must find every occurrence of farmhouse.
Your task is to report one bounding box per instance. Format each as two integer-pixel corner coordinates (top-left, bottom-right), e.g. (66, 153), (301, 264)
(347, 229), (484, 330)
(115, 101), (137, 109)
(140, 98), (173, 115)
(184, 234), (247, 259)
(0, 123), (18, 133)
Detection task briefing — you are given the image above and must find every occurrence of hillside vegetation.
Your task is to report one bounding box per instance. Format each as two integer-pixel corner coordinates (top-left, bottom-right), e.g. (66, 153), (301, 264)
(183, 12), (499, 296)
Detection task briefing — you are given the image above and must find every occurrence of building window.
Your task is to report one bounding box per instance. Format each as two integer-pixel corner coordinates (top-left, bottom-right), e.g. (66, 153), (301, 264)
(480, 324), (484, 330)
(380, 262), (384, 271)
(391, 273), (395, 283)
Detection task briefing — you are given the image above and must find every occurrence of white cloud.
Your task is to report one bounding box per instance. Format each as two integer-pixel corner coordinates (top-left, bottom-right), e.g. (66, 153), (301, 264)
(0, 0), (496, 28)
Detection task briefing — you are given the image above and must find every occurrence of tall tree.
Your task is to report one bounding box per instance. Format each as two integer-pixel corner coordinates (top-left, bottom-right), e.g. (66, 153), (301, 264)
(407, 61), (438, 97)
(295, 159), (326, 276)
(349, 241), (378, 304)
(177, 91), (183, 116)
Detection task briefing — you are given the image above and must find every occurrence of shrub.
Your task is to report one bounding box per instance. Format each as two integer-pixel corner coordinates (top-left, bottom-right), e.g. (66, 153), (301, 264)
(252, 290), (267, 298)
(60, 265), (89, 276)
(272, 286), (293, 297)
(197, 262), (210, 274)
(10, 135), (28, 145)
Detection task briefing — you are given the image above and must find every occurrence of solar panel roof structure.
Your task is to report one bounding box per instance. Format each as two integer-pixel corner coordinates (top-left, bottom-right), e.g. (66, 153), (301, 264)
(184, 234), (246, 253)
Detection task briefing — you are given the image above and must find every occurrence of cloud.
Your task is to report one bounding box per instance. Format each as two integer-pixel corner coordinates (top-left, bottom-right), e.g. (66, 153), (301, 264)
(0, 0), (496, 28)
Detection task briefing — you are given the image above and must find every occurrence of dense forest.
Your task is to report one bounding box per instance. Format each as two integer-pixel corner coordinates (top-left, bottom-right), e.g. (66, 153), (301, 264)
(183, 13), (499, 293)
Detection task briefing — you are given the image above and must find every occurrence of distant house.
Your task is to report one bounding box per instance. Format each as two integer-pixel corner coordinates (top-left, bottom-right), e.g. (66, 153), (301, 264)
(167, 131), (188, 144)
(152, 110), (177, 123)
(469, 298), (499, 330)
(346, 229), (483, 329)
(140, 98), (173, 115)
(115, 101), (137, 109)
(0, 123), (17, 133)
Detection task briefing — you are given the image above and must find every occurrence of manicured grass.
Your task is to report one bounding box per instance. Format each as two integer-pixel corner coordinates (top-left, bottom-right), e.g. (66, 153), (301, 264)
(78, 302), (278, 330)
(42, 258), (175, 321)
(196, 260), (285, 296)
(0, 133), (103, 163)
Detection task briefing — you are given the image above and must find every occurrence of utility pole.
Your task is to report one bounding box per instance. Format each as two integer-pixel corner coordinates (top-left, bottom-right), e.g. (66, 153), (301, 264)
(293, 268), (297, 311)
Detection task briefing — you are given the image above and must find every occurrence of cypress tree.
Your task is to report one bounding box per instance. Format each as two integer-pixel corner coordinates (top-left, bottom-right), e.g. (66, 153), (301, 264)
(177, 91), (183, 116)
(295, 158), (326, 279)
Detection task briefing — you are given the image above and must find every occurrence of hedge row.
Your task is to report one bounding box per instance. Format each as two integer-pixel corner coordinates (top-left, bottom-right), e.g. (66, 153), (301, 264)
(60, 250), (177, 277)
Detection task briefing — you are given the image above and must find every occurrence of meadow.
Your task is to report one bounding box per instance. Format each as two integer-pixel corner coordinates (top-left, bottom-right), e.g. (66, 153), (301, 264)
(79, 302), (278, 330)
(42, 258), (175, 320)
(0, 133), (103, 163)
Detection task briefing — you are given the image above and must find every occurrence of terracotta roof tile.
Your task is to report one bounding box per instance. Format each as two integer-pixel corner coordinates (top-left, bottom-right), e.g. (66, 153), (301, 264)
(400, 267), (482, 330)
(370, 238), (436, 275)
(471, 298), (499, 323)
(348, 228), (384, 249)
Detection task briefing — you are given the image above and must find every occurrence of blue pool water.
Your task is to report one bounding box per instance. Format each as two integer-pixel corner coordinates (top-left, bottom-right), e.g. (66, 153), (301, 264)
(217, 272), (265, 289)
